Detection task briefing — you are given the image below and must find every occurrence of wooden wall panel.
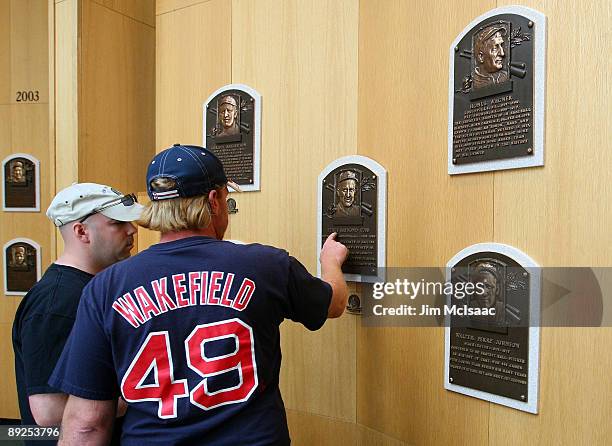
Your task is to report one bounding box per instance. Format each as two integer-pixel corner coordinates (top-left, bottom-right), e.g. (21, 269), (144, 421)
(79, 0), (155, 194)
(0, 106), (53, 415)
(155, 0), (231, 151)
(54, 0), (78, 191)
(0, 1), (52, 419)
(156, 0), (207, 16)
(0, 323), (19, 418)
(356, 0), (494, 444)
(10, 0), (49, 104)
(280, 316), (356, 422)
(230, 0), (358, 264)
(0, 1), (11, 104)
(489, 0), (612, 444)
(231, 0), (359, 421)
(286, 409), (408, 446)
(90, 0), (155, 26)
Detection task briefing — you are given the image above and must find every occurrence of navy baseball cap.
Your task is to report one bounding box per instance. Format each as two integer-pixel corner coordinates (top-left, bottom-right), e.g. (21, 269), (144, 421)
(146, 144), (241, 201)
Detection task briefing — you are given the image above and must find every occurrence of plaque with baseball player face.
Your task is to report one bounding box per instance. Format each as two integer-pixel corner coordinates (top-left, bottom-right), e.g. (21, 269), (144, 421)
(318, 156), (387, 283)
(3, 154), (40, 211)
(445, 243), (541, 414)
(203, 84), (261, 192)
(448, 6), (546, 174)
(4, 239), (41, 295)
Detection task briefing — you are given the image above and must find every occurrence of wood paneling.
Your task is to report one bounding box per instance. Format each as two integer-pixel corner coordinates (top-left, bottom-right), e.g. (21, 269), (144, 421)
(0, 0), (52, 419)
(356, 0), (494, 444)
(0, 323), (19, 418)
(0, 106), (53, 365)
(9, 0), (49, 105)
(155, 0), (230, 151)
(231, 0), (359, 420)
(156, 0), (210, 16)
(79, 0), (155, 194)
(0, 1), (11, 104)
(489, 0), (612, 444)
(54, 0), (78, 191)
(280, 315), (356, 422)
(286, 409), (409, 446)
(230, 0), (358, 267)
(90, 0), (155, 26)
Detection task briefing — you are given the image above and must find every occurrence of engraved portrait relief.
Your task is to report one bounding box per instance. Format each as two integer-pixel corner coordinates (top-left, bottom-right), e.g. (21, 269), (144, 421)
(468, 260), (506, 324)
(335, 170), (361, 217)
(5, 158), (34, 186)
(213, 94), (240, 137)
(472, 22), (510, 89)
(8, 160), (27, 184)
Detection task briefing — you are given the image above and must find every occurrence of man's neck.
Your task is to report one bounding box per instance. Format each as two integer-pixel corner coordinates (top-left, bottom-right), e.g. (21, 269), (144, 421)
(54, 252), (101, 275)
(159, 227), (219, 244)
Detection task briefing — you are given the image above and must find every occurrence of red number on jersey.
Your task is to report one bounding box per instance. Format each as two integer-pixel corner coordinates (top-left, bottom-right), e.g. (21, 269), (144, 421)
(186, 319), (258, 410)
(121, 331), (188, 419)
(120, 320), (258, 417)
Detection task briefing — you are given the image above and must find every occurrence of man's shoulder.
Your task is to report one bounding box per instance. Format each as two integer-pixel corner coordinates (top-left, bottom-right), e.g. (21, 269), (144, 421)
(225, 241), (289, 261)
(13, 265), (87, 332)
(15, 265), (64, 313)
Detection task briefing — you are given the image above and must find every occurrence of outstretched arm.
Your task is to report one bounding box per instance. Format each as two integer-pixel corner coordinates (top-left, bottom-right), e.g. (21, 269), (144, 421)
(320, 232), (349, 318)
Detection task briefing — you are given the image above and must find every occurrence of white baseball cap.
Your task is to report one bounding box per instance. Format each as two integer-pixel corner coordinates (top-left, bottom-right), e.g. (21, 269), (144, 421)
(47, 183), (144, 227)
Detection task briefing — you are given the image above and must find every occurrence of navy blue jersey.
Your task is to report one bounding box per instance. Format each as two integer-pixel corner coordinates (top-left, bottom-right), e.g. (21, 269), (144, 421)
(50, 236), (331, 445)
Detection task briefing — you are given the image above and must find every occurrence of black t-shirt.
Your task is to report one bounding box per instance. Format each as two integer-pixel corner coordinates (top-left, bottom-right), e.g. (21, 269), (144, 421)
(12, 264), (93, 445)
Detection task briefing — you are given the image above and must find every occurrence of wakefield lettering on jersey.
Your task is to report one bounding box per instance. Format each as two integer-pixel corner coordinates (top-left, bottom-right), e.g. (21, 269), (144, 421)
(112, 271), (257, 328)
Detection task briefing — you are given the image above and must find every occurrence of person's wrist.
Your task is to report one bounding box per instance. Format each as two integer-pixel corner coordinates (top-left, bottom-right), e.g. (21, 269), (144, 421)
(320, 257), (340, 269)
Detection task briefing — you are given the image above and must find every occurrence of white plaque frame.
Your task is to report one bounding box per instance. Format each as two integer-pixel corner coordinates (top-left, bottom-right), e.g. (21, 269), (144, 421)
(444, 242), (541, 414)
(4, 238), (42, 296)
(448, 6), (547, 175)
(317, 155), (386, 283)
(2, 153), (41, 212)
(203, 83), (262, 192)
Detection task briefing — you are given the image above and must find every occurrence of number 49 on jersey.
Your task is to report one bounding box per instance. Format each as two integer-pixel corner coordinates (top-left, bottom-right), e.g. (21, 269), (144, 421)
(121, 318), (258, 418)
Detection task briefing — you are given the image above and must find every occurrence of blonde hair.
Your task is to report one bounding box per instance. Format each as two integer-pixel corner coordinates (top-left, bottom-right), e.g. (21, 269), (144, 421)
(138, 178), (213, 233)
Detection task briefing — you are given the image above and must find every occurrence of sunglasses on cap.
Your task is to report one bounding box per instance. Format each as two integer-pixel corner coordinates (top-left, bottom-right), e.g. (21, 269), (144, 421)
(78, 193), (138, 223)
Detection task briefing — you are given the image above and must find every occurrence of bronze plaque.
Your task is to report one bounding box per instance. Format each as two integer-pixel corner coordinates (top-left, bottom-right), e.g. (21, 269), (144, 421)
(449, 251), (530, 402)
(451, 10), (543, 168)
(204, 85), (261, 191)
(3, 156), (38, 210)
(321, 164), (378, 277)
(5, 241), (38, 294)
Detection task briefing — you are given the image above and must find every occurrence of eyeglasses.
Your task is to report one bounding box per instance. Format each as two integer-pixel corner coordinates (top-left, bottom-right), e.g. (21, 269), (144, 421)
(78, 193), (138, 223)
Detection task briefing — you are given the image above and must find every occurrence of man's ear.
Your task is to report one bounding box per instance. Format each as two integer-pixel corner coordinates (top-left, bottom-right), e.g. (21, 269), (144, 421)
(208, 189), (219, 215)
(72, 222), (91, 243)
(477, 51), (484, 64)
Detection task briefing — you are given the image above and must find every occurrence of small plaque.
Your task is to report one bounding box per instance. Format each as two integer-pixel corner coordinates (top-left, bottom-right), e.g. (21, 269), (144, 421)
(203, 84), (261, 191)
(2, 154), (40, 211)
(346, 294), (362, 315)
(317, 156), (386, 283)
(448, 6), (546, 174)
(445, 243), (541, 413)
(4, 238), (41, 295)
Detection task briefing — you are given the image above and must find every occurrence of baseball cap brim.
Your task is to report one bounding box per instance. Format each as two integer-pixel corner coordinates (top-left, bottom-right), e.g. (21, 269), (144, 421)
(100, 202), (144, 222)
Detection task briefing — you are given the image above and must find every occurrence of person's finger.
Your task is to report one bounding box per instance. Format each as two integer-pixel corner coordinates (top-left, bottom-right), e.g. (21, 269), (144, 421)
(325, 232), (338, 243)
